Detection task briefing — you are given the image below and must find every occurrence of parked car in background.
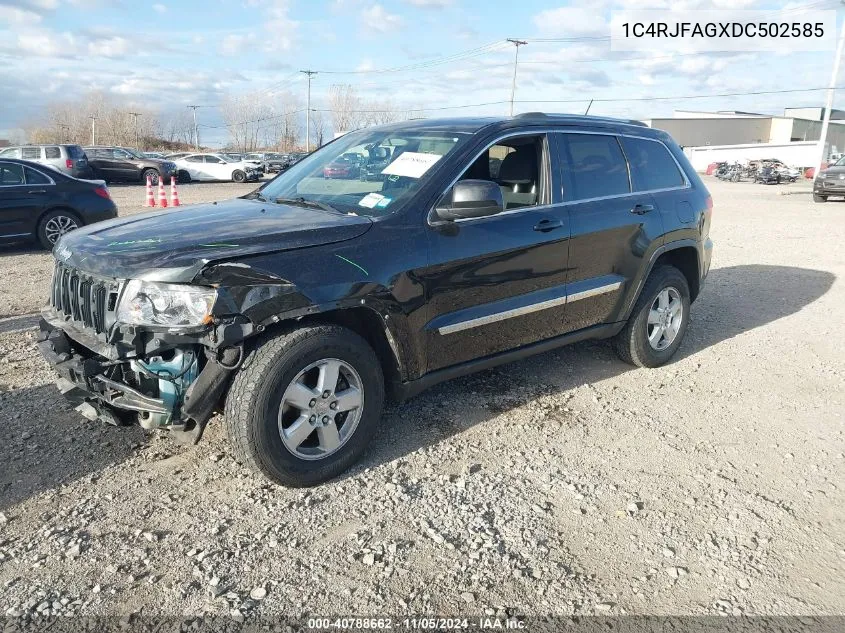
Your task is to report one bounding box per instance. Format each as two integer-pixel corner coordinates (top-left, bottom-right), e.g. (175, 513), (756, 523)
(36, 114), (712, 486)
(143, 152), (165, 159)
(0, 144), (93, 179)
(0, 158), (116, 249)
(165, 152), (191, 160)
(84, 147), (178, 185)
(171, 153), (261, 183)
(261, 153), (290, 173)
(323, 153), (363, 179)
(813, 154), (845, 201)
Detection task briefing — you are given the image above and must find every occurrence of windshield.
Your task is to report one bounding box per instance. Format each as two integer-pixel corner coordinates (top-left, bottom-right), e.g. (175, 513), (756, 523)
(256, 127), (471, 217)
(123, 148), (145, 159)
(834, 156), (845, 167)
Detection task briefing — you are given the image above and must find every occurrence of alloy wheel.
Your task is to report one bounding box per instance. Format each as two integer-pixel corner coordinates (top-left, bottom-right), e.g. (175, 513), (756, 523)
(647, 287), (683, 351)
(277, 358), (364, 460)
(44, 215), (79, 244)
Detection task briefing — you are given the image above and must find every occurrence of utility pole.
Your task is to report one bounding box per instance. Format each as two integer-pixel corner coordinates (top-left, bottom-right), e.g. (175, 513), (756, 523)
(300, 70), (317, 152)
(187, 105), (201, 150)
(59, 124), (69, 142)
(128, 112), (142, 150)
(814, 7), (845, 180)
(89, 114), (98, 146)
(507, 39), (527, 117)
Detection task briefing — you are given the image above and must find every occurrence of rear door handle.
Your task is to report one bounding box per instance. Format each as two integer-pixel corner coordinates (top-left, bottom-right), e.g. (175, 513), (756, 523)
(631, 203), (654, 215)
(28, 189), (46, 194)
(533, 218), (564, 232)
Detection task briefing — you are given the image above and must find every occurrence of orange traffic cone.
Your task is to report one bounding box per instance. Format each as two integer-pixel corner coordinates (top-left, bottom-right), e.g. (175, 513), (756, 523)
(170, 174), (180, 207)
(144, 174), (156, 207)
(158, 178), (168, 208)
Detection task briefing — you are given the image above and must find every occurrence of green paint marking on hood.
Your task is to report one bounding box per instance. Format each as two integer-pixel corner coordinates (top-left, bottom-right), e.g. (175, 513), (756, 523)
(198, 243), (241, 247)
(335, 254), (369, 276)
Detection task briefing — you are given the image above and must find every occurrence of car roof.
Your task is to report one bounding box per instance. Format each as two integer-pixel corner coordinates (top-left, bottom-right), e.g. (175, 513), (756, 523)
(371, 113), (658, 138)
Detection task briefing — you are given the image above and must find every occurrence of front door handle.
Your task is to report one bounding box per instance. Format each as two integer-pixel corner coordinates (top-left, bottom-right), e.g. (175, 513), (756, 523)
(631, 203), (654, 215)
(28, 189), (46, 194)
(533, 218), (563, 232)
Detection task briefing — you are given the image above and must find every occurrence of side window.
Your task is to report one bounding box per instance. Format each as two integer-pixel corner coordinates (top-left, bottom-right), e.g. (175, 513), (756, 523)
(560, 134), (630, 202)
(113, 149), (131, 159)
(0, 148), (20, 158)
(619, 136), (685, 191)
(21, 147), (41, 160)
(0, 163), (25, 185)
(205, 155), (223, 164)
(25, 167), (52, 185)
(457, 135), (546, 210)
(185, 155), (204, 163)
(45, 146), (61, 159)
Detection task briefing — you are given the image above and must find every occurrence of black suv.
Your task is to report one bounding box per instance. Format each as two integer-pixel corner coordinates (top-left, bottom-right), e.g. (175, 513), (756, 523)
(39, 114), (713, 487)
(83, 147), (178, 185)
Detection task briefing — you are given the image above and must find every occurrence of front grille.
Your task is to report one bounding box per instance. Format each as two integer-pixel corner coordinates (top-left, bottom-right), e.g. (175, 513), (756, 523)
(51, 263), (121, 335)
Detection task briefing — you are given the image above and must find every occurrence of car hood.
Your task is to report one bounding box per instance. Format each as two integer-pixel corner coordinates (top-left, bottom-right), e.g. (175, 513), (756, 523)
(55, 198), (373, 282)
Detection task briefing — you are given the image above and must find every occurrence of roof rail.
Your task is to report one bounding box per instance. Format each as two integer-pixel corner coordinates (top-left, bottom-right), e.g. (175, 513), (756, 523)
(514, 112), (648, 127)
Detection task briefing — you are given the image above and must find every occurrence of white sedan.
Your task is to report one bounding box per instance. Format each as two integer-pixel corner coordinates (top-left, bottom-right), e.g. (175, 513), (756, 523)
(173, 153), (262, 183)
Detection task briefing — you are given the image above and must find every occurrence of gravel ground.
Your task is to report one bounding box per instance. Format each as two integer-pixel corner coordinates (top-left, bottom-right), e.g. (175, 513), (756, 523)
(0, 178), (843, 621)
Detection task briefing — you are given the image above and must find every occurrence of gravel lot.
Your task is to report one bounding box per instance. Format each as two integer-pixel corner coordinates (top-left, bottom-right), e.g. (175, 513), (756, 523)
(0, 178), (843, 621)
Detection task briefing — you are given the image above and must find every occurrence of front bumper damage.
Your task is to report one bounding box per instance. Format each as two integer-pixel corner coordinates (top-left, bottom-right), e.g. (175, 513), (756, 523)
(38, 311), (242, 440)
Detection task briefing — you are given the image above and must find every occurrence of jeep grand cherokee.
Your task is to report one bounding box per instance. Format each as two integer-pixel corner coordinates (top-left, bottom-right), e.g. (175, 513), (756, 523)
(39, 113), (713, 487)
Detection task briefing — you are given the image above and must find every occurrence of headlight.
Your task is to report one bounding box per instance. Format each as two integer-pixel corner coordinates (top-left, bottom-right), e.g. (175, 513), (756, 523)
(116, 280), (217, 327)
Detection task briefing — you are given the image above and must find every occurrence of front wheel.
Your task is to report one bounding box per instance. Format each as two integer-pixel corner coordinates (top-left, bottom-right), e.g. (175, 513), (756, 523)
(37, 209), (81, 249)
(232, 170), (246, 183)
(613, 265), (691, 368)
(224, 325), (385, 487)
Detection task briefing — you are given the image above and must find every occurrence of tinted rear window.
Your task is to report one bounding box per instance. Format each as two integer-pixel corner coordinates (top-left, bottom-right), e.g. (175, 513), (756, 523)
(45, 146), (61, 159)
(25, 166), (52, 184)
(0, 163), (24, 184)
(21, 147), (40, 160)
(560, 133), (630, 202)
(620, 137), (685, 191)
(67, 145), (85, 158)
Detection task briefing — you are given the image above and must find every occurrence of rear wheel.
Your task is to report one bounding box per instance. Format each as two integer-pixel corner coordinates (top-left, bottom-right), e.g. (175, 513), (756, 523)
(813, 193), (827, 202)
(613, 265), (691, 368)
(37, 209), (81, 249)
(225, 325), (384, 487)
(141, 168), (160, 185)
(232, 170), (246, 183)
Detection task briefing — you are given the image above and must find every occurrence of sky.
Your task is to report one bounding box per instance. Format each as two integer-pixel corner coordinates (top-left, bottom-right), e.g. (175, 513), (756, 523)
(0, 0), (843, 147)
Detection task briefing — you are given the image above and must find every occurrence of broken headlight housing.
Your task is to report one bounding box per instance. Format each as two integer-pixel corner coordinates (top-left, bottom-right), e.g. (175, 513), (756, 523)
(116, 280), (217, 327)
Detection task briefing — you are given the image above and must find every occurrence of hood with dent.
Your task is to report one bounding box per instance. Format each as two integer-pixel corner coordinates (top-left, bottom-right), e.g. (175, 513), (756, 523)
(56, 198), (373, 281)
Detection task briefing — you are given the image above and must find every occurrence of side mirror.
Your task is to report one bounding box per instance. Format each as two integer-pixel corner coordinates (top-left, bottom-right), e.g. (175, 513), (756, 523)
(435, 179), (504, 221)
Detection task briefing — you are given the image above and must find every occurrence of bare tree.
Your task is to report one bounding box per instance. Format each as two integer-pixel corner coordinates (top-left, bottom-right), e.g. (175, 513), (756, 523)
(309, 108), (326, 148)
(328, 84), (361, 134)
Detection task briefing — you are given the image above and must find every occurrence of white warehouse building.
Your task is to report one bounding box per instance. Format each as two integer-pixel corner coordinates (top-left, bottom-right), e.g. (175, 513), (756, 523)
(642, 108), (845, 171)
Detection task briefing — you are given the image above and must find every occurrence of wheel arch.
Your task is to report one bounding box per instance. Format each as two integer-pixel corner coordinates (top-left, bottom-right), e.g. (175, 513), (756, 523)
(621, 240), (702, 321)
(37, 205), (83, 228)
(261, 306), (406, 402)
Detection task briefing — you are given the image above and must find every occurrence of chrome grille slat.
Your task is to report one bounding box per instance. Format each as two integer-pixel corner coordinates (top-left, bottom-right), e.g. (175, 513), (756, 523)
(50, 263), (118, 335)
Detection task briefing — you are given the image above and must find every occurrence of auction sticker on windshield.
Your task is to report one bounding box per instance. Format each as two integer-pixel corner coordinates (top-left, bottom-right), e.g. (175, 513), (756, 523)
(358, 192), (387, 208)
(381, 152), (442, 178)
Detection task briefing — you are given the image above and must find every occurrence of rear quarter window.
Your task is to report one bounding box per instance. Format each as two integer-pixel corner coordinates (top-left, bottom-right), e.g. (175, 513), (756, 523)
(24, 167), (52, 184)
(45, 146), (61, 159)
(620, 136), (686, 191)
(67, 146), (85, 159)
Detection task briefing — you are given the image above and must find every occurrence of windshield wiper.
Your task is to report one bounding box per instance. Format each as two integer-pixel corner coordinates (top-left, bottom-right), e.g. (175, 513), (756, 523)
(275, 197), (339, 214)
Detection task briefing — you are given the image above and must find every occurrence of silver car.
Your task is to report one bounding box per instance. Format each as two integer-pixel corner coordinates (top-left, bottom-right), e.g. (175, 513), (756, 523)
(0, 144), (93, 179)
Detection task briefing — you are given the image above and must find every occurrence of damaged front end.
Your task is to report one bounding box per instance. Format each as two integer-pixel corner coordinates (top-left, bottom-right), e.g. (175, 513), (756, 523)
(38, 261), (252, 441)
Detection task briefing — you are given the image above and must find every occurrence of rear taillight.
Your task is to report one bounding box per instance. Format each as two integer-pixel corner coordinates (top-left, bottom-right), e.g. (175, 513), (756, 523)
(94, 186), (111, 200)
(66, 159), (73, 169)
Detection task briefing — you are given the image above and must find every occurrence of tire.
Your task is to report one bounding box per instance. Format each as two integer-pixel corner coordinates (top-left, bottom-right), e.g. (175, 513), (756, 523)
(813, 193), (827, 202)
(224, 324), (385, 487)
(177, 170), (191, 184)
(141, 168), (160, 186)
(232, 170), (246, 183)
(613, 265), (691, 368)
(37, 209), (81, 249)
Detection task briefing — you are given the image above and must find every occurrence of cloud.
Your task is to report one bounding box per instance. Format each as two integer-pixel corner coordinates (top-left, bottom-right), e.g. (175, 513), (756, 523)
(533, 7), (610, 38)
(0, 5), (42, 22)
(220, 33), (255, 56)
(403, 0), (451, 7)
(152, 3), (166, 12)
(87, 34), (131, 57)
(360, 4), (403, 35)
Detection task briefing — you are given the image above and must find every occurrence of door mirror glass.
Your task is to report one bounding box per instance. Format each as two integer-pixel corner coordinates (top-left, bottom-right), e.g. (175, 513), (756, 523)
(435, 179), (504, 221)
